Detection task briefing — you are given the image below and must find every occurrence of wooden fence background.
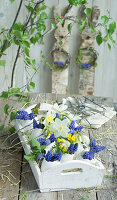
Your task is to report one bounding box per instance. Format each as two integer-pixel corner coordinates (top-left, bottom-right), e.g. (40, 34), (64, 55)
(0, 0), (117, 101)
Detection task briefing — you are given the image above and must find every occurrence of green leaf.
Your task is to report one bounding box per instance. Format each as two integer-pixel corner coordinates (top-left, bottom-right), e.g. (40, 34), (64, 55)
(108, 43), (111, 51)
(30, 82), (35, 89)
(24, 153), (36, 161)
(108, 21), (116, 35)
(29, 135), (41, 149)
(59, 41), (63, 46)
(4, 104), (9, 115)
(0, 60), (6, 66)
(90, 23), (95, 33)
(0, 125), (4, 131)
(40, 12), (48, 19)
(1, 91), (8, 98)
(23, 41), (30, 48)
(67, 23), (72, 33)
(9, 126), (16, 134)
(24, 47), (30, 57)
(10, 0), (15, 3)
(96, 35), (103, 46)
(27, 84), (30, 92)
(51, 22), (57, 29)
(14, 30), (22, 40)
(101, 15), (109, 25)
(10, 112), (17, 121)
(84, 8), (91, 16)
(32, 59), (36, 66)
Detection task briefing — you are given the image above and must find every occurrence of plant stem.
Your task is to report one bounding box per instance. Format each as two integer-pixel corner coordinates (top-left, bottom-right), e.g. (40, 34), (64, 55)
(0, 0), (23, 58)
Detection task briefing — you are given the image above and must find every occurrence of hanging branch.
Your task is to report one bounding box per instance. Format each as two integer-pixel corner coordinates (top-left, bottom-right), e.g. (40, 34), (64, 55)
(0, 0), (23, 58)
(10, 0), (44, 88)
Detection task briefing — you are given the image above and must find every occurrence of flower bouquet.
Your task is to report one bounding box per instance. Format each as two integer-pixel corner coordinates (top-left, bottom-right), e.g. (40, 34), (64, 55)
(15, 102), (106, 192)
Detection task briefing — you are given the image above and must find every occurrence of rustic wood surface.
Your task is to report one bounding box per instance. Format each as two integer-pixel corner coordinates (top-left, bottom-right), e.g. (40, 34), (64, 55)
(0, 94), (117, 200)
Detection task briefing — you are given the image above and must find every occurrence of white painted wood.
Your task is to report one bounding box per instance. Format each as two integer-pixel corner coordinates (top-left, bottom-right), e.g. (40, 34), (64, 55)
(94, 0), (117, 102)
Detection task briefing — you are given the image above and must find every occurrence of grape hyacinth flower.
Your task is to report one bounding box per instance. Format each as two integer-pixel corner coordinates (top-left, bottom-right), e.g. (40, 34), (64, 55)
(33, 119), (43, 129)
(53, 152), (62, 161)
(81, 63), (91, 69)
(83, 151), (95, 160)
(75, 126), (84, 132)
(37, 138), (51, 146)
(89, 139), (106, 153)
(55, 61), (65, 67)
(68, 143), (78, 153)
(45, 151), (52, 162)
(49, 134), (56, 143)
(90, 145), (106, 153)
(37, 153), (45, 161)
(15, 110), (35, 120)
(45, 151), (62, 162)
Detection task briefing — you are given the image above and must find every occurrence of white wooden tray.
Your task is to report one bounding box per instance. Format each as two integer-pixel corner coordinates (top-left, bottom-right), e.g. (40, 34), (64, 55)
(15, 105), (105, 192)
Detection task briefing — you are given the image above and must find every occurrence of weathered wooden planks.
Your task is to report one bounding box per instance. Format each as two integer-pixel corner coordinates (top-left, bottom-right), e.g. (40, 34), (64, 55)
(0, 150), (22, 200)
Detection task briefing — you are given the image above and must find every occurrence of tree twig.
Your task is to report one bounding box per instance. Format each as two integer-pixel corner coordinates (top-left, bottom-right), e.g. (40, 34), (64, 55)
(0, 0), (23, 58)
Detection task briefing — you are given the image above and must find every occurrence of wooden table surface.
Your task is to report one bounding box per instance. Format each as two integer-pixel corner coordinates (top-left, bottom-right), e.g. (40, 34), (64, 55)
(0, 94), (117, 200)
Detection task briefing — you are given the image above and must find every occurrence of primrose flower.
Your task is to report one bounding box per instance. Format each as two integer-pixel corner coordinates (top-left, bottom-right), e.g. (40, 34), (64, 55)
(68, 133), (76, 143)
(52, 118), (69, 138)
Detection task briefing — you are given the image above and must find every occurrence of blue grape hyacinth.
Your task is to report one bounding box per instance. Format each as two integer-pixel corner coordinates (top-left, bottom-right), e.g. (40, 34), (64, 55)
(81, 63), (91, 69)
(15, 110), (35, 120)
(33, 119), (43, 129)
(68, 143), (78, 153)
(83, 151), (95, 160)
(37, 138), (51, 146)
(45, 151), (62, 162)
(37, 153), (45, 161)
(55, 61), (65, 67)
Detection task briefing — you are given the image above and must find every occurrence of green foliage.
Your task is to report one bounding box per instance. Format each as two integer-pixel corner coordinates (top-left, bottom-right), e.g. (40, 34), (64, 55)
(68, 0), (87, 6)
(0, 125), (4, 131)
(24, 135), (46, 162)
(0, 60), (6, 66)
(9, 0), (15, 3)
(68, 23), (72, 33)
(4, 104), (9, 115)
(84, 8), (91, 16)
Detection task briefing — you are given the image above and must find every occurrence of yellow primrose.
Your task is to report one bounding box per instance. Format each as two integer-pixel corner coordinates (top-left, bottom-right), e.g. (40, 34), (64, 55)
(68, 133), (76, 142)
(59, 143), (62, 149)
(68, 133), (72, 141)
(45, 115), (53, 123)
(63, 147), (67, 152)
(71, 135), (76, 142)
(57, 138), (62, 143)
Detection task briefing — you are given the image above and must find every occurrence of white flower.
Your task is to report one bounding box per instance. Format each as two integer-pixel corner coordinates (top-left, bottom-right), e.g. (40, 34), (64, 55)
(43, 111), (55, 125)
(52, 103), (68, 114)
(51, 118), (69, 138)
